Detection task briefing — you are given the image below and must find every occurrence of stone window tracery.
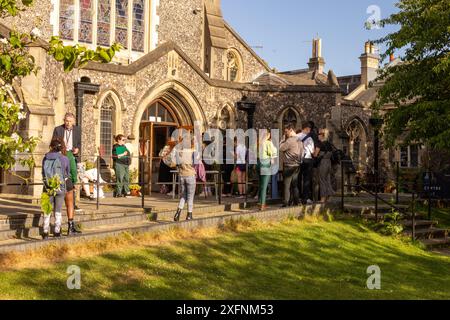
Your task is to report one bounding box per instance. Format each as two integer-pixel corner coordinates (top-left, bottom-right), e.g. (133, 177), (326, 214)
(57, 0), (150, 54)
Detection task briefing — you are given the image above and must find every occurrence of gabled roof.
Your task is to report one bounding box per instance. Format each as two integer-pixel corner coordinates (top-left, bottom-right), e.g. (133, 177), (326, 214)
(253, 73), (292, 86)
(223, 22), (271, 72)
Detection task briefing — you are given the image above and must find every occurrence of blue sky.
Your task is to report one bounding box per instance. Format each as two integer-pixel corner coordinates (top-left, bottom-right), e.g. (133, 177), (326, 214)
(222, 0), (400, 76)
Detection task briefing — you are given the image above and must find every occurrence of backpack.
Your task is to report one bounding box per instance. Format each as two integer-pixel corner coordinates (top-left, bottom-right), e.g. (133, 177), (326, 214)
(43, 155), (66, 193)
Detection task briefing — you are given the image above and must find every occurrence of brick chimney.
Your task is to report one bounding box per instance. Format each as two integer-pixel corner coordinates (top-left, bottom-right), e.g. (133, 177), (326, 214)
(308, 38), (325, 74)
(359, 41), (380, 88)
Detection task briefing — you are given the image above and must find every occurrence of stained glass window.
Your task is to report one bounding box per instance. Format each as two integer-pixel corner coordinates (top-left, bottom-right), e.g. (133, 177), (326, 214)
(97, 0), (111, 46)
(59, 0), (75, 40)
(132, 0), (145, 52)
(79, 0), (93, 43)
(115, 0), (128, 48)
(100, 96), (115, 165)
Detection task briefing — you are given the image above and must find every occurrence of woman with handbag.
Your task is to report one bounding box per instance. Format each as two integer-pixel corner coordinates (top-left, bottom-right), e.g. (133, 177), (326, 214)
(173, 136), (197, 221)
(314, 129), (335, 203)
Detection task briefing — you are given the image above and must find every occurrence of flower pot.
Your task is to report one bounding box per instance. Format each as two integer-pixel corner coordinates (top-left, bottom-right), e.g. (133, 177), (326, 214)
(130, 189), (141, 197)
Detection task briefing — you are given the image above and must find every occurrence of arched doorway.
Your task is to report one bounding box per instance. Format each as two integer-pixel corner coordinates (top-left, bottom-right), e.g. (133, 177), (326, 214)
(134, 81), (206, 195)
(139, 99), (182, 194)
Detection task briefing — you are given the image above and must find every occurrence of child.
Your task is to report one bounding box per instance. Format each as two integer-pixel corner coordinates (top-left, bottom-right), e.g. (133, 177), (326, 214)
(42, 139), (71, 239)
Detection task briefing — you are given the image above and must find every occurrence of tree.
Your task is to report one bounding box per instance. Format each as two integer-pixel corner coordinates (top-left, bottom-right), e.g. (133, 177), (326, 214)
(373, 0), (450, 151)
(0, 0), (121, 173)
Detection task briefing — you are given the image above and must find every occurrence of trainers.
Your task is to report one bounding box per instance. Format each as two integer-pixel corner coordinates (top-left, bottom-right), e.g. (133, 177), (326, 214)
(306, 199), (313, 205)
(74, 206), (82, 212)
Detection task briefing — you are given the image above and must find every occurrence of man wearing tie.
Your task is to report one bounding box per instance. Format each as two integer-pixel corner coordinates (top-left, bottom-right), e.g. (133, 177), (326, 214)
(52, 112), (82, 235)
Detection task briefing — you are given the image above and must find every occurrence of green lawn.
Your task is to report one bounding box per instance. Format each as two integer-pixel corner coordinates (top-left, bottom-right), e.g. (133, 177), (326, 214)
(0, 219), (449, 300)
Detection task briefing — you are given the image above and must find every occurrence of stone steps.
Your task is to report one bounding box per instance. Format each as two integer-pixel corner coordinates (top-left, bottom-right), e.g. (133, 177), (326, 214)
(403, 228), (449, 240)
(0, 203), (327, 253)
(0, 212), (149, 241)
(421, 237), (450, 248)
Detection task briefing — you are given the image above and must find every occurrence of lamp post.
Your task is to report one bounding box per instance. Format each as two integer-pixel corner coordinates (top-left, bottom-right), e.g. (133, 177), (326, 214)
(236, 96), (256, 129)
(369, 117), (384, 221)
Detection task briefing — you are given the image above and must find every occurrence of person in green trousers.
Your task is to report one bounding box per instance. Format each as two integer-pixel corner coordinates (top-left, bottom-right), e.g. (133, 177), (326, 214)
(112, 134), (131, 198)
(258, 130), (278, 211)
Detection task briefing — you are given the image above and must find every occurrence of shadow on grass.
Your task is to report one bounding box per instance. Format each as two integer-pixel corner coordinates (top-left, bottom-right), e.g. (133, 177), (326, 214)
(2, 220), (450, 300)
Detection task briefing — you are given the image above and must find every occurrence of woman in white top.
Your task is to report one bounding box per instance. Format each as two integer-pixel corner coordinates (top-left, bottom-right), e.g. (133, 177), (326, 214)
(234, 138), (247, 198)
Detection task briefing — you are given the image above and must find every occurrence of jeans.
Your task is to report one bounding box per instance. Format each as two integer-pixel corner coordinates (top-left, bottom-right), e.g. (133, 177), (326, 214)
(178, 176), (196, 212)
(114, 163), (130, 195)
(283, 166), (300, 206)
(301, 159), (314, 202)
(43, 192), (65, 234)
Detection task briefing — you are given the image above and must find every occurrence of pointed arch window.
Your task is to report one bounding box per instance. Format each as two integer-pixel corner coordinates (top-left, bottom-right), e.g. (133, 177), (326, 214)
(100, 96), (115, 164)
(282, 108), (298, 129)
(346, 119), (367, 167)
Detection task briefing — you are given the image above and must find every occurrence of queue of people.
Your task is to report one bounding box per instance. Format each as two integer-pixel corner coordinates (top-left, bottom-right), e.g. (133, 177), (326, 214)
(41, 113), (337, 239)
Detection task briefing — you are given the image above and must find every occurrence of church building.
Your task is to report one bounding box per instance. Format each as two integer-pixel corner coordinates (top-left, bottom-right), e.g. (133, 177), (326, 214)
(1, 0), (385, 197)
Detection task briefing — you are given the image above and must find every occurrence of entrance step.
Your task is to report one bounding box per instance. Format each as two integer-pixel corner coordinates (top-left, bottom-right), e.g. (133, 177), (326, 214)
(0, 212), (149, 241)
(0, 203), (330, 253)
(421, 237), (450, 248)
(404, 228), (449, 240)
(402, 220), (438, 229)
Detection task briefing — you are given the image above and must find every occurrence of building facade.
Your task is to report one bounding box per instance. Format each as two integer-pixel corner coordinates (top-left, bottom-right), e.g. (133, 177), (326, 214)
(1, 0), (387, 197)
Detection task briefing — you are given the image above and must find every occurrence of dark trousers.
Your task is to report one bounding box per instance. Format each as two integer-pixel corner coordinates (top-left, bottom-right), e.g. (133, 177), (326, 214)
(301, 159), (314, 202)
(221, 164), (234, 194)
(283, 166), (300, 206)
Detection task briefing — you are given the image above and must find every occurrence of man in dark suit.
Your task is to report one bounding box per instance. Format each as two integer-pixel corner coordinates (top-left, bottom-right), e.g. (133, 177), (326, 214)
(52, 112), (82, 235)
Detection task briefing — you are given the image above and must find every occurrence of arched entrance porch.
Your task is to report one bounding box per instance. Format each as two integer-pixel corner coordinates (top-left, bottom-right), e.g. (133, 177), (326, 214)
(132, 81), (206, 195)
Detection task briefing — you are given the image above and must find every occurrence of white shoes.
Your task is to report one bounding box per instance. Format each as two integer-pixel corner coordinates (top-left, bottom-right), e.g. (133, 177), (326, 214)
(306, 199), (314, 205)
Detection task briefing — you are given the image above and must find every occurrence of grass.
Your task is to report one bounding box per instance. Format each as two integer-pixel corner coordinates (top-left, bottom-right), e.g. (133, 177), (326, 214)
(0, 217), (449, 300)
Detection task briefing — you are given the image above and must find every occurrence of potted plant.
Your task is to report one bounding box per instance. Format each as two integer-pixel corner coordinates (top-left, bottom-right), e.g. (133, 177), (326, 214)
(129, 184), (142, 197)
(384, 180), (396, 194)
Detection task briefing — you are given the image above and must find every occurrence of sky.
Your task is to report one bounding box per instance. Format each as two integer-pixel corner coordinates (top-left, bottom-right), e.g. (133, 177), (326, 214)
(222, 0), (400, 76)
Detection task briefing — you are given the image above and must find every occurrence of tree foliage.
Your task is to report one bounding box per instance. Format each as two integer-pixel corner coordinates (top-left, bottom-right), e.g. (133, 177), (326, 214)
(0, 0), (121, 172)
(373, 0), (450, 150)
